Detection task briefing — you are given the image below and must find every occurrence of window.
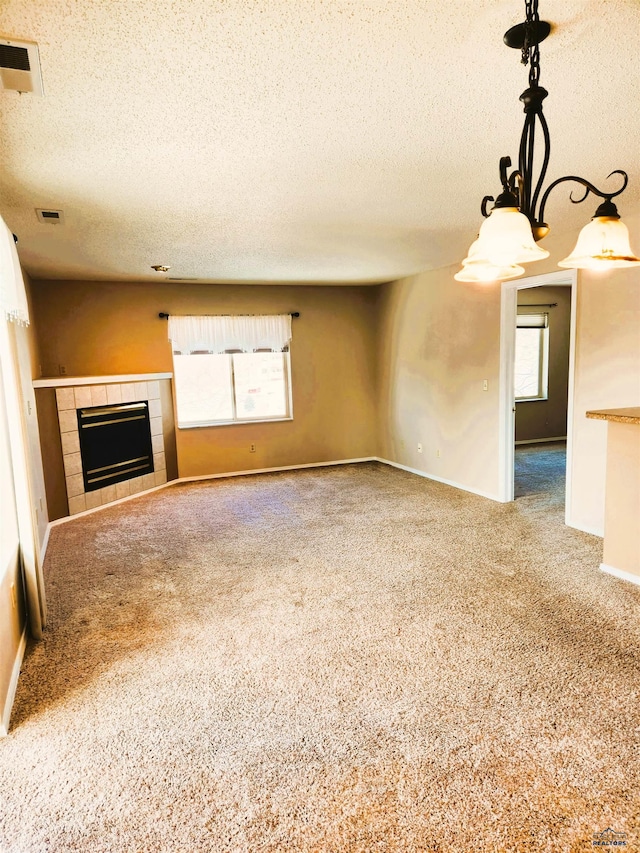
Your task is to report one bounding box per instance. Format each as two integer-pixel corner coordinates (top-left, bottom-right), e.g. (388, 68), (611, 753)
(514, 312), (549, 401)
(169, 314), (292, 428)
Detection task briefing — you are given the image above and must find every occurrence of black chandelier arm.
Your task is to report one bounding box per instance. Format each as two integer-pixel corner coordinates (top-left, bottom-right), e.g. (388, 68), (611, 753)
(537, 170), (629, 226)
(518, 114), (533, 214)
(519, 111), (543, 218)
(481, 195), (495, 218)
(499, 156), (513, 194)
(528, 109), (551, 219)
(480, 156), (521, 217)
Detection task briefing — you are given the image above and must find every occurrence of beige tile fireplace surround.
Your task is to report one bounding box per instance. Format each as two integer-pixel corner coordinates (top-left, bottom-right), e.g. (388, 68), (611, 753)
(34, 373), (172, 517)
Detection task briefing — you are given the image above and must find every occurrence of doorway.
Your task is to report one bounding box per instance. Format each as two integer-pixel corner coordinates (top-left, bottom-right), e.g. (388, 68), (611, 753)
(498, 270), (578, 524)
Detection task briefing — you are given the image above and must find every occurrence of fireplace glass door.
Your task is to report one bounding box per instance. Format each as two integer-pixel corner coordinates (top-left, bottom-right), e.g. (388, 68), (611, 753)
(77, 401), (154, 492)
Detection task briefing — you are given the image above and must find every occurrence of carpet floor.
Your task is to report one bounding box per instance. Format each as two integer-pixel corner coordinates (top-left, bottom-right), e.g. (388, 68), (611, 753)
(1, 462), (639, 852)
(514, 442), (567, 503)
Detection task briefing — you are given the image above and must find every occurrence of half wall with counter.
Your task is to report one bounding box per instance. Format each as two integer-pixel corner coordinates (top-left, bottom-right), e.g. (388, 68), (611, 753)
(586, 407), (640, 585)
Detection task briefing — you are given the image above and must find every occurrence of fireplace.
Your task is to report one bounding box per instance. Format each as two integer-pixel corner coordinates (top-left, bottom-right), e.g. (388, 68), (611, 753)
(42, 376), (169, 516)
(78, 401), (154, 492)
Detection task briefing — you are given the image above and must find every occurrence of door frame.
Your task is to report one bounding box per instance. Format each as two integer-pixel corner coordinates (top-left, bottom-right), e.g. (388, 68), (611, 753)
(497, 269), (578, 523)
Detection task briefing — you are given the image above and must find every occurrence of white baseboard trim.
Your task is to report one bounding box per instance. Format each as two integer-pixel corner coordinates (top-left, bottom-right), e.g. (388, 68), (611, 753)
(49, 458), (379, 526)
(40, 522), (51, 564)
(177, 457), (377, 484)
(375, 457), (500, 502)
(0, 627), (27, 737)
(49, 481), (173, 526)
(600, 563), (640, 587)
(515, 436), (567, 445)
(565, 518), (604, 538)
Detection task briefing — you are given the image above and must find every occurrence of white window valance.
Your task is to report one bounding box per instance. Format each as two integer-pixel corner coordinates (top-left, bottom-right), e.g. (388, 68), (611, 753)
(0, 219), (29, 326)
(168, 314), (292, 355)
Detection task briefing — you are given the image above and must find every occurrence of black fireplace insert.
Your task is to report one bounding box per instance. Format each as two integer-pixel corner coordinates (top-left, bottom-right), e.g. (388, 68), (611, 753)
(77, 401), (155, 492)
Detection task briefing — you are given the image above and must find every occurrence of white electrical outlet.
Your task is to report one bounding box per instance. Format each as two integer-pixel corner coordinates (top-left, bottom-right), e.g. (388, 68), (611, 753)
(483, 379), (488, 391)
(437, 449), (441, 457)
(417, 443), (423, 453)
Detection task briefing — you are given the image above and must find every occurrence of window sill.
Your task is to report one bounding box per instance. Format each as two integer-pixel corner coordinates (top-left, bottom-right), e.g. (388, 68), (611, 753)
(177, 416), (294, 430)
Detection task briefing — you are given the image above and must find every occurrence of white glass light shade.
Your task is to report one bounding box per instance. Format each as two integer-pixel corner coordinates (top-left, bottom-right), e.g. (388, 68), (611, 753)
(474, 207), (550, 266)
(558, 216), (640, 270)
(454, 260), (525, 283)
(455, 238), (526, 283)
(455, 240), (525, 282)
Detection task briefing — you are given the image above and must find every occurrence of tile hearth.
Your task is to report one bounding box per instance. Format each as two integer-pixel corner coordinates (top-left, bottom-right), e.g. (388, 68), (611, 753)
(56, 379), (167, 516)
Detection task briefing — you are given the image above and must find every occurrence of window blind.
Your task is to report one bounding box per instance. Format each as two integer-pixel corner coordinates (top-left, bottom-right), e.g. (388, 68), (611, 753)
(516, 312), (548, 329)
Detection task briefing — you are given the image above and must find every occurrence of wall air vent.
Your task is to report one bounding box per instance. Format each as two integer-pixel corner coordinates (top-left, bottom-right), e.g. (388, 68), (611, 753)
(36, 208), (64, 224)
(0, 39), (44, 96)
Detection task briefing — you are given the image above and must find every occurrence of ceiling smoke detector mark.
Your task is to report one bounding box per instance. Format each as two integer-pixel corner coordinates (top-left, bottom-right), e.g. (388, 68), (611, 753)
(0, 39), (44, 96)
(36, 208), (64, 224)
(151, 264), (171, 272)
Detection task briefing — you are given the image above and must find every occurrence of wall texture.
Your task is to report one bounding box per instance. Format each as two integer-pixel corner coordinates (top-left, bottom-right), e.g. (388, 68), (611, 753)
(568, 218), (640, 535)
(1, 270), (46, 731)
(0, 364), (26, 732)
(376, 265), (502, 499)
(29, 281), (379, 479)
(375, 219), (640, 535)
(515, 285), (571, 443)
(27, 216), (640, 537)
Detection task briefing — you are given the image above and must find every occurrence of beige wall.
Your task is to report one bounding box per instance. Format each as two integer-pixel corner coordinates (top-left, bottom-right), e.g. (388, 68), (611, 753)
(29, 280), (379, 479)
(0, 548), (26, 730)
(26, 214), (640, 536)
(377, 264), (503, 499)
(1, 270), (45, 731)
(34, 387), (68, 521)
(376, 218), (640, 534)
(0, 366), (26, 733)
(602, 421), (640, 578)
(568, 220), (640, 535)
(516, 285), (571, 443)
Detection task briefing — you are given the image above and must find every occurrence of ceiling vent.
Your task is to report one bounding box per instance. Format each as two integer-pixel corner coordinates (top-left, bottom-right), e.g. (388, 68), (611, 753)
(0, 39), (44, 96)
(36, 208), (64, 224)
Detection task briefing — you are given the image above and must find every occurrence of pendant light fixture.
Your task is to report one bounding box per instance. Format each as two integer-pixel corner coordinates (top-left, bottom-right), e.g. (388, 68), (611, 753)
(455, 0), (639, 283)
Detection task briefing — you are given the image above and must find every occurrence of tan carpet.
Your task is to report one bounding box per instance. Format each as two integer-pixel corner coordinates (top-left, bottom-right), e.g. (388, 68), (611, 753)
(1, 462), (639, 852)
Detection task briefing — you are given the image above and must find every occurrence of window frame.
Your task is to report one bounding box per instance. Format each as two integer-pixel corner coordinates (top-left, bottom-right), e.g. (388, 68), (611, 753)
(514, 314), (550, 403)
(173, 349), (293, 430)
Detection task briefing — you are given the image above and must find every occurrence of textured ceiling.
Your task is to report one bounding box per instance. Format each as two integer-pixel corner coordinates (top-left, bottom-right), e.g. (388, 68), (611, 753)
(0, 0), (639, 285)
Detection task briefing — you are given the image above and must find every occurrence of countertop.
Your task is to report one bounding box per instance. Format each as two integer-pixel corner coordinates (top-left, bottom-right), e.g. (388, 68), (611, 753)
(586, 407), (640, 425)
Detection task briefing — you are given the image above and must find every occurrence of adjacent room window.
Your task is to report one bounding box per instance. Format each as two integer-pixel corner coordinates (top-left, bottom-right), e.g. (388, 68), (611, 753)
(169, 314), (293, 428)
(514, 312), (549, 401)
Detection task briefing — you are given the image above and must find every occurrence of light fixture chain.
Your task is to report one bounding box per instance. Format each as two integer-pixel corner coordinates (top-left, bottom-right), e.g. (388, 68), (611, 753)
(522, 0), (541, 85)
(521, 0), (533, 64)
(529, 43), (540, 86)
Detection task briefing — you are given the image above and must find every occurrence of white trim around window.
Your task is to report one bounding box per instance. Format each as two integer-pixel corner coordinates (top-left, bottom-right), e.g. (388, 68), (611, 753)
(514, 312), (549, 402)
(172, 350), (293, 429)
